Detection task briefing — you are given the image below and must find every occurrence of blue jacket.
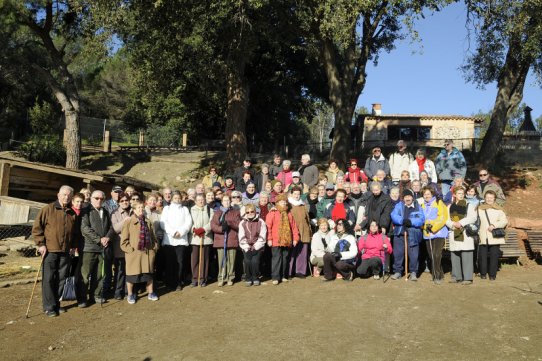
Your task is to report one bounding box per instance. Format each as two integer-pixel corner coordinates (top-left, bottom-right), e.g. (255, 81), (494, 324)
(435, 148), (467, 181)
(391, 202), (425, 245)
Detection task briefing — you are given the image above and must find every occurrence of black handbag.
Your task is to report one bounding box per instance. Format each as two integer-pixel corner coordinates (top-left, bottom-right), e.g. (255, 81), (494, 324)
(484, 209), (506, 238)
(60, 276), (77, 301)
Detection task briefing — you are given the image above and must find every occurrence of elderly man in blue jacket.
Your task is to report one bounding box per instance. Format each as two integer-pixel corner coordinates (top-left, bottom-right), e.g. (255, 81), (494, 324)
(390, 189), (425, 281)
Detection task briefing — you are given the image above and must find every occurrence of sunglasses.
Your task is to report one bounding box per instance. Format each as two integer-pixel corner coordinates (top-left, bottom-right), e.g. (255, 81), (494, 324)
(93, 197), (104, 200)
(232, 196), (241, 199)
(479, 173), (488, 176)
(351, 163), (357, 166)
(245, 211), (256, 214)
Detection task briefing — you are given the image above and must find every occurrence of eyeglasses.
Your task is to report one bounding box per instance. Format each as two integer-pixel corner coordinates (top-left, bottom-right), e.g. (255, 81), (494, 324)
(93, 197), (104, 200)
(232, 196), (241, 199)
(351, 163), (357, 166)
(119, 199), (129, 203)
(245, 211), (255, 214)
(479, 173), (488, 177)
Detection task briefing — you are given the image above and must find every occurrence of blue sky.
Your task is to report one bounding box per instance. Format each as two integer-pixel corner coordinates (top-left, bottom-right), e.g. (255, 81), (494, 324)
(357, 2), (541, 121)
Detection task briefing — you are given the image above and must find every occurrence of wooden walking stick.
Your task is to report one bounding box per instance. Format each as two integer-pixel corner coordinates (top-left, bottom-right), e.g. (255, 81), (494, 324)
(26, 253), (45, 318)
(404, 231), (409, 282)
(197, 236), (203, 285)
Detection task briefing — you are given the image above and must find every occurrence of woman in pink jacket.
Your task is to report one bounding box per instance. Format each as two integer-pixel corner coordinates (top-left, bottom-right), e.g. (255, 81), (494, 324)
(265, 193), (300, 285)
(356, 220), (393, 280)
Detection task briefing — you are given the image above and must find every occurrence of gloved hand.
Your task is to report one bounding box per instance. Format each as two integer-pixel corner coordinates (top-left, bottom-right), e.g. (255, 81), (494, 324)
(221, 223), (229, 233)
(426, 223), (433, 233)
(403, 219), (412, 227)
(194, 227), (205, 238)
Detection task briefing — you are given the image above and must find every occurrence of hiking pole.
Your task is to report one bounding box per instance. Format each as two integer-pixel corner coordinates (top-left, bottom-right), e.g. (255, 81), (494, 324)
(221, 231), (228, 284)
(404, 231), (409, 282)
(197, 236), (203, 286)
(428, 239), (437, 283)
(25, 253), (45, 318)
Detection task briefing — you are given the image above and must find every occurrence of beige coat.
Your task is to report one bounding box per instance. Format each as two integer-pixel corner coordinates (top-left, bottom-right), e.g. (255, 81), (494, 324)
(289, 203), (312, 243)
(478, 206), (508, 245)
(446, 203), (477, 251)
(120, 215), (158, 276)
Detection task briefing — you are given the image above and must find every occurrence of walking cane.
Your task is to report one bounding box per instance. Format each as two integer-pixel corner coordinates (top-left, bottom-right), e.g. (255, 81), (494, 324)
(25, 252), (45, 318)
(197, 236), (203, 286)
(221, 231), (228, 284)
(404, 231), (409, 282)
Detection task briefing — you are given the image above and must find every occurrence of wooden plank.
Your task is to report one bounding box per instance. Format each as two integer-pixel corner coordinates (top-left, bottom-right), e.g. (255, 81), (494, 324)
(0, 158), (104, 181)
(0, 203), (30, 224)
(0, 163), (10, 196)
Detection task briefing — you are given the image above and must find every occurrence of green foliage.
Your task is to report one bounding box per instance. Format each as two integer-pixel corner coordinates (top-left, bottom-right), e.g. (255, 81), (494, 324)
(17, 134), (66, 165)
(28, 99), (60, 135)
(145, 121), (181, 147)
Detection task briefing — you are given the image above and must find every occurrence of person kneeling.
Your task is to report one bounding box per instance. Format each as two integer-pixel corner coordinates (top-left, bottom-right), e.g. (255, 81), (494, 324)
(322, 219), (357, 281)
(356, 221), (393, 280)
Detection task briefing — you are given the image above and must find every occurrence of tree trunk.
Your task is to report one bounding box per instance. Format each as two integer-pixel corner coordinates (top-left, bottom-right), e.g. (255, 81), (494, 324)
(330, 103), (355, 167)
(225, 59), (249, 168)
(476, 39), (530, 168)
(64, 109), (81, 169)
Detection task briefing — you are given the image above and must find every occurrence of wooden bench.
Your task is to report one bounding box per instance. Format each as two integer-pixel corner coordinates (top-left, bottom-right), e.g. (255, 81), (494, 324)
(525, 230), (542, 259)
(499, 230), (526, 265)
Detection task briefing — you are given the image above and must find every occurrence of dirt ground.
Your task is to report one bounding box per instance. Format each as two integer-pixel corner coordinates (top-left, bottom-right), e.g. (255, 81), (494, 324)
(1, 267), (541, 361)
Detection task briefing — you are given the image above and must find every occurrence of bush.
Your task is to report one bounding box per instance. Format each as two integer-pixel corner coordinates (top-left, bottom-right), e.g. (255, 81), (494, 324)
(17, 134), (66, 165)
(145, 123), (181, 147)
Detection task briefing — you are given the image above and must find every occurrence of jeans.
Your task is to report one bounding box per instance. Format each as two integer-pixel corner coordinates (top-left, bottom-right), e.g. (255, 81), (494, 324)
(42, 252), (70, 312)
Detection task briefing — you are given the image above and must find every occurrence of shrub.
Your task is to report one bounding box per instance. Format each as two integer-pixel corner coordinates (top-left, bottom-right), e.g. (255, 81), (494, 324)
(17, 134), (66, 165)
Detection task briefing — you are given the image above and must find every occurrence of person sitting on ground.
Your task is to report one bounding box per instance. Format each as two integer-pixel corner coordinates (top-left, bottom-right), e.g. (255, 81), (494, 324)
(473, 169), (506, 206)
(265, 193), (300, 285)
(322, 219), (357, 281)
(325, 159), (344, 185)
(365, 146), (391, 180)
(409, 148), (438, 182)
(211, 195), (241, 286)
(390, 189), (425, 281)
(288, 187), (312, 278)
(310, 218), (334, 277)
(446, 186), (477, 285)
(344, 158), (368, 184)
(324, 188), (356, 228)
(202, 166), (223, 189)
(189, 194), (214, 287)
(477, 190), (508, 281)
(120, 200), (159, 304)
(356, 220), (393, 280)
(238, 203), (267, 287)
(389, 140), (414, 185)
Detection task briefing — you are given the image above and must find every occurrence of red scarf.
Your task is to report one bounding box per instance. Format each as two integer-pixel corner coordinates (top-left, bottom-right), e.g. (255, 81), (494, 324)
(331, 202), (347, 221)
(416, 157), (426, 173)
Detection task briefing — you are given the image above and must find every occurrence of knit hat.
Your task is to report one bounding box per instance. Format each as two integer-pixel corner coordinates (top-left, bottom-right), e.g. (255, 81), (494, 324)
(276, 193), (288, 203)
(402, 189), (414, 198)
(212, 182), (221, 188)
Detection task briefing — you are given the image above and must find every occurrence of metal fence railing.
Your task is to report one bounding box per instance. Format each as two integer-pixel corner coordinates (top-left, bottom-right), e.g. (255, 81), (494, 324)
(0, 224), (38, 258)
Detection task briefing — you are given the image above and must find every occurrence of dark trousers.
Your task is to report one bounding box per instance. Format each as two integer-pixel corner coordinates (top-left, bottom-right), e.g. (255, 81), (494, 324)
(271, 247), (290, 280)
(418, 240), (431, 273)
(356, 257), (382, 276)
(392, 235), (419, 275)
(41, 252), (70, 312)
(323, 253), (355, 280)
(154, 246), (165, 281)
(261, 245), (272, 277)
(243, 250), (262, 282)
(103, 246), (114, 292)
(425, 238), (445, 280)
(162, 245), (187, 288)
(478, 244), (500, 278)
(113, 257), (126, 298)
(191, 245), (210, 283)
(80, 251), (105, 301)
(289, 242), (309, 276)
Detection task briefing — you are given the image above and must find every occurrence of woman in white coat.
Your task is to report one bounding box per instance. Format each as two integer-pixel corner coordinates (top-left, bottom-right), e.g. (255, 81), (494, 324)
(446, 187), (477, 285)
(409, 148), (437, 182)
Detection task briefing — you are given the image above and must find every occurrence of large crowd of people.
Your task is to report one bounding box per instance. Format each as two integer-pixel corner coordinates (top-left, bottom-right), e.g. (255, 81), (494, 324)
(32, 139), (509, 317)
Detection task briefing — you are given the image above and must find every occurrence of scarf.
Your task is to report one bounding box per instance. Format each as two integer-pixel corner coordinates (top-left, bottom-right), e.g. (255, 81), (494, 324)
(331, 202), (347, 221)
(276, 202), (293, 247)
(478, 202), (504, 212)
(449, 200), (467, 242)
(299, 164), (308, 175)
(288, 197), (304, 206)
(416, 157), (426, 173)
(138, 215), (151, 250)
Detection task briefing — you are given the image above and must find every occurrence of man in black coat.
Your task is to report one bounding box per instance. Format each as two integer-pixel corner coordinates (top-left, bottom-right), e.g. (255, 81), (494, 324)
(360, 182), (393, 234)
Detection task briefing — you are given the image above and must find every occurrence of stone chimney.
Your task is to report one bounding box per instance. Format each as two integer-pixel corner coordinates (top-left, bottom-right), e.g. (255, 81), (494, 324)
(372, 103), (382, 116)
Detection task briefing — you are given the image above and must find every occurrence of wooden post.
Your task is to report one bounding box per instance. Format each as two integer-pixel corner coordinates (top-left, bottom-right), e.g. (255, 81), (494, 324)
(103, 130), (111, 153)
(0, 162), (11, 196)
(139, 131), (144, 146)
(182, 133), (187, 148)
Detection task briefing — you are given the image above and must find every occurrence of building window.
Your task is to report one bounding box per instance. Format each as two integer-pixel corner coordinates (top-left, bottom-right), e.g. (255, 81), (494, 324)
(388, 126), (431, 141)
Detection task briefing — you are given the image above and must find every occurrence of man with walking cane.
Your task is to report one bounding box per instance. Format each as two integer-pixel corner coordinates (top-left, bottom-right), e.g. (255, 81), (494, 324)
(31, 185), (78, 317)
(390, 189), (425, 281)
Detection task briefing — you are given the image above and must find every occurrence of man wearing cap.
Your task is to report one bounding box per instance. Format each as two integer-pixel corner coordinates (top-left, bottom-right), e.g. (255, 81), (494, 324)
(316, 184), (336, 219)
(233, 159), (255, 186)
(287, 171), (304, 193)
(389, 140), (414, 186)
(104, 185), (122, 215)
(365, 146), (391, 180)
(435, 139), (467, 196)
(298, 154), (319, 192)
(390, 189), (425, 281)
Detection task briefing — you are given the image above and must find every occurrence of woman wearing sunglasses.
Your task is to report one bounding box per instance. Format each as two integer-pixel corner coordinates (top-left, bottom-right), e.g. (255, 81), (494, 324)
(238, 204), (267, 286)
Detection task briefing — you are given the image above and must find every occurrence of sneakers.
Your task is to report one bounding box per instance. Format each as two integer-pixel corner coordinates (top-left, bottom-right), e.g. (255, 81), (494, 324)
(127, 294), (136, 305)
(462, 280), (473, 285)
(190, 282), (198, 288)
(391, 272), (402, 280)
(281, 278), (289, 283)
(200, 282), (207, 287)
(45, 310), (58, 318)
(253, 280), (261, 286)
(217, 281), (224, 287)
(77, 302), (88, 308)
(245, 281), (253, 287)
(147, 293), (159, 301)
(343, 271), (353, 281)
(409, 272), (418, 281)
(95, 297), (106, 304)
(373, 274), (380, 280)
(58, 307), (66, 314)
(227, 281), (234, 286)
(272, 280), (279, 285)
(434, 279), (442, 285)
(175, 285), (183, 291)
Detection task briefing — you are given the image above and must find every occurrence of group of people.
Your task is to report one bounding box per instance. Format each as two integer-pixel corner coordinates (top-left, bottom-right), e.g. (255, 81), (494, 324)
(32, 139), (509, 317)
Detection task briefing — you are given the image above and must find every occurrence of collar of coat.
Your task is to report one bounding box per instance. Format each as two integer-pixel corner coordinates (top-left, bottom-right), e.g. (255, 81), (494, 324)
(478, 202), (504, 212)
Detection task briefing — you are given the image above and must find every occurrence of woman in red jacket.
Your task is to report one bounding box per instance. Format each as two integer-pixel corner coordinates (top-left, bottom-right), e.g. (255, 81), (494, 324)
(265, 193), (300, 285)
